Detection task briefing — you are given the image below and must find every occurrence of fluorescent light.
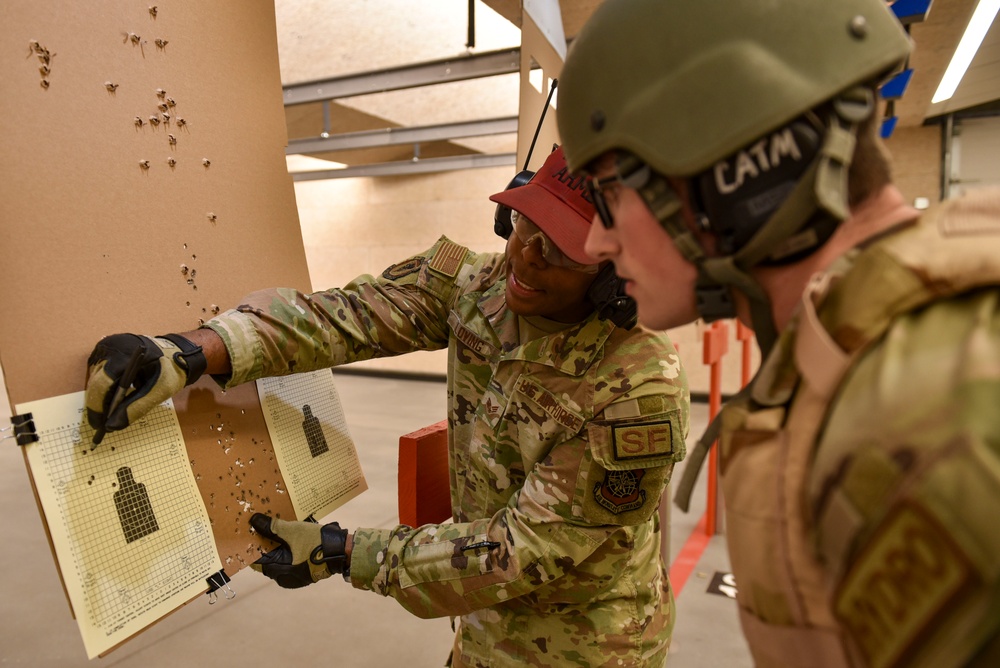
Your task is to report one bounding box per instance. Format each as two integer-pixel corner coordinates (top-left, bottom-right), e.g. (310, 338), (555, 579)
(932, 0), (1000, 103)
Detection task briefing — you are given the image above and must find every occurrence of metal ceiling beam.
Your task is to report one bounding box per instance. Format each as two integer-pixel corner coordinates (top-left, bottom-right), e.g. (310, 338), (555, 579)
(287, 116), (518, 155)
(290, 153), (517, 181)
(283, 48), (522, 106)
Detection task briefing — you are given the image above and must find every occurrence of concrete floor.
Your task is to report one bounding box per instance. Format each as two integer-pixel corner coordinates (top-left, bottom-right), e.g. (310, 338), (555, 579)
(1, 372), (751, 667)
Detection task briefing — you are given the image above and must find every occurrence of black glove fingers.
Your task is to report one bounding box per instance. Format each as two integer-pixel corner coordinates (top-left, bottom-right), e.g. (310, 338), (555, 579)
(261, 562), (315, 589)
(250, 513), (280, 540)
(254, 545), (293, 568)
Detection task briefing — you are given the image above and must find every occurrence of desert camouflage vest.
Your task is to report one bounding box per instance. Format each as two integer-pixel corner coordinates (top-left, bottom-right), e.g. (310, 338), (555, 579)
(718, 189), (1000, 667)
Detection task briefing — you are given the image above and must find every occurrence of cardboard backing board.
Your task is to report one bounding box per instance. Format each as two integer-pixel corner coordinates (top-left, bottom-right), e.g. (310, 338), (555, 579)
(0, 0), (311, 406)
(0, 0), (309, 645)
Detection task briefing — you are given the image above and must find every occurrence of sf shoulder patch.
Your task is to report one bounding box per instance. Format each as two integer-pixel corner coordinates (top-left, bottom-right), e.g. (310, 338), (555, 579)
(611, 420), (674, 461)
(580, 409), (681, 526)
(834, 501), (976, 668)
(428, 240), (468, 277)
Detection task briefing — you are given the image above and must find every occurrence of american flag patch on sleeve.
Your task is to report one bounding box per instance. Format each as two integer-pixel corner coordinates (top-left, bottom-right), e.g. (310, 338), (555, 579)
(428, 240), (468, 277)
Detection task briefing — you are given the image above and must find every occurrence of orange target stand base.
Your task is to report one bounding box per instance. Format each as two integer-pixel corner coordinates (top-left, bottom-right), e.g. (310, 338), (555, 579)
(398, 419), (452, 526)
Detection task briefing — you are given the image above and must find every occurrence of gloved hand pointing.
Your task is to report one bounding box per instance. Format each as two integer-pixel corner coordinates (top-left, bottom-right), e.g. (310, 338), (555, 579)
(250, 513), (350, 589)
(85, 333), (207, 439)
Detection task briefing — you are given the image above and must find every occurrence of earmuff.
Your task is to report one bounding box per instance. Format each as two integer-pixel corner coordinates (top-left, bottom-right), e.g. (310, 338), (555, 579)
(587, 264), (638, 329)
(493, 169), (534, 239)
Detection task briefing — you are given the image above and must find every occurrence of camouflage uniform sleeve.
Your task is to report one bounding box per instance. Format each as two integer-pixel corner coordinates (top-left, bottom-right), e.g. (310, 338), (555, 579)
(348, 430), (625, 619)
(810, 289), (1000, 666)
(581, 334), (689, 527)
(202, 237), (487, 387)
(349, 333), (689, 619)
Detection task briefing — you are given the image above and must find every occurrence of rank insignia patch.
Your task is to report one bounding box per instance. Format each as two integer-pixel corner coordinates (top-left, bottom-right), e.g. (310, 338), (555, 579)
(594, 469), (647, 514)
(382, 257), (423, 281)
(428, 240), (468, 277)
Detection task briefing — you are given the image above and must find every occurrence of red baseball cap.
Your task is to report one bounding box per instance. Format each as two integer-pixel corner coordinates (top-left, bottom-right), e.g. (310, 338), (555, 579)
(489, 146), (600, 266)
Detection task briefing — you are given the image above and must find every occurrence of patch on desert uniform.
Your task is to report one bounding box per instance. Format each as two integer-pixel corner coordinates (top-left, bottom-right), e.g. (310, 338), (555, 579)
(834, 501), (975, 668)
(382, 257), (424, 281)
(428, 240), (468, 277)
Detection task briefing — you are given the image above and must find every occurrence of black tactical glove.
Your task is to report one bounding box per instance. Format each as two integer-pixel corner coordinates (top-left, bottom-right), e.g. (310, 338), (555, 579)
(249, 513), (349, 589)
(85, 333), (207, 438)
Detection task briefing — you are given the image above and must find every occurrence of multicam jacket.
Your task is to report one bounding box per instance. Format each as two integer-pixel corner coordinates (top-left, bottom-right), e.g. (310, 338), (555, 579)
(206, 236), (690, 667)
(716, 188), (1000, 667)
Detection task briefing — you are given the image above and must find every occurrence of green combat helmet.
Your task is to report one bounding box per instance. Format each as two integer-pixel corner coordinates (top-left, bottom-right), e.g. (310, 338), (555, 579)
(558, 0), (911, 354)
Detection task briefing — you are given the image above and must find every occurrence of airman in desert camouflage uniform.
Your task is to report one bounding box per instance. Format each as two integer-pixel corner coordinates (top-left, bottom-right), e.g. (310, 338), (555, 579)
(559, 1), (1000, 665)
(86, 147), (689, 667)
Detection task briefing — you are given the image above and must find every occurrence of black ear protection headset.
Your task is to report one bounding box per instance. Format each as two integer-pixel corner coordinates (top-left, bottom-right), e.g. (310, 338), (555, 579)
(493, 80), (638, 329)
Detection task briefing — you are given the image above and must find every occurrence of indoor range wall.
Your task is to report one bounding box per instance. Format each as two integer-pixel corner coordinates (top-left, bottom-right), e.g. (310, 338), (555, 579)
(293, 124), (941, 397)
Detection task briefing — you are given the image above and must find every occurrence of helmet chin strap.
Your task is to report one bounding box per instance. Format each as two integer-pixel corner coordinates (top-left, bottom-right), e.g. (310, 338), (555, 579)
(631, 86), (874, 359)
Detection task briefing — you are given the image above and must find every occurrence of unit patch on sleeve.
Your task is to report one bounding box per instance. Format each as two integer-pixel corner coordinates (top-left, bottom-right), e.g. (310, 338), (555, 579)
(594, 469), (646, 514)
(833, 501), (976, 668)
(580, 408), (679, 525)
(428, 240), (469, 277)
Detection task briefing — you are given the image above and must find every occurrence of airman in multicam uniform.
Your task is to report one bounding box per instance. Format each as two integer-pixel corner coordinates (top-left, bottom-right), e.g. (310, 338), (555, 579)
(558, 1), (1000, 666)
(85, 147), (689, 667)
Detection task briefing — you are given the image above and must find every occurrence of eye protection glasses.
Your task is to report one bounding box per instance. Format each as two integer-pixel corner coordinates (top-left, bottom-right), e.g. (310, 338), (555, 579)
(586, 160), (652, 229)
(512, 212), (600, 274)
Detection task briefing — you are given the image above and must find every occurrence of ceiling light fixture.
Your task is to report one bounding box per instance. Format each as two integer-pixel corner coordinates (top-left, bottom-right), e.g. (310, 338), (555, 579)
(931, 0), (1000, 103)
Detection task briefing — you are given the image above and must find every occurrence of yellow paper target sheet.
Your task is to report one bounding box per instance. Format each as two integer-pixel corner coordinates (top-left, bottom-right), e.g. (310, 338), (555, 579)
(256, 370), (367, 521)
(18, 392), (220, 659)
